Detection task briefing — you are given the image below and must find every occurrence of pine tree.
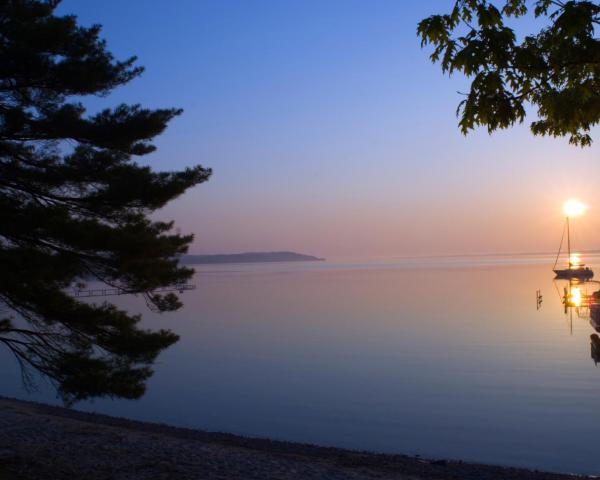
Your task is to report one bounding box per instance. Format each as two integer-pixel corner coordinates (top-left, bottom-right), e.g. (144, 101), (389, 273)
(418, 0), (599, 146)
(0, 0), (211, 404)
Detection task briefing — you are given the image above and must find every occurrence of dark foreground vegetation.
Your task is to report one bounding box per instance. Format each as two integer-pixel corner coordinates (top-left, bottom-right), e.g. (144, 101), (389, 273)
(0, 0), (209, 403)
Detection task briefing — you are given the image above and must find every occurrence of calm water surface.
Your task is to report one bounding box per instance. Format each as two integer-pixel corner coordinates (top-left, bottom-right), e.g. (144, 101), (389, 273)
(3, 255), (600, 475)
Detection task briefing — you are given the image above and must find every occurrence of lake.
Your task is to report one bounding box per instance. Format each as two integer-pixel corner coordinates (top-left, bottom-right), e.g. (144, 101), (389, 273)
(3, 255), (600, 475)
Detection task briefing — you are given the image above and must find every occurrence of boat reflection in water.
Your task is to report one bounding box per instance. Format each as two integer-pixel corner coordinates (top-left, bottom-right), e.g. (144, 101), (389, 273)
(591, 334), (600, 366)
(554, 278), (600, 366)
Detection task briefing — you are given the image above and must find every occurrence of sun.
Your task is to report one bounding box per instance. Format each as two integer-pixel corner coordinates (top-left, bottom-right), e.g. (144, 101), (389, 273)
(563, 199), (588, 218)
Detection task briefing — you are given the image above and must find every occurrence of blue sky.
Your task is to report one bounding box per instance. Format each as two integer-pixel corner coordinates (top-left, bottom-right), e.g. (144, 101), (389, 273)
(58, 1), (599, 258)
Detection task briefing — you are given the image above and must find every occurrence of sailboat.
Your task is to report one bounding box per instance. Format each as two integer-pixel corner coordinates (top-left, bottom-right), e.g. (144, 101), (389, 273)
(553, 199), (593, 280)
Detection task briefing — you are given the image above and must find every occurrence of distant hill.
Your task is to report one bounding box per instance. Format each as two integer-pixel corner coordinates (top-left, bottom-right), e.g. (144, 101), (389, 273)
(181, 251), (325, 265)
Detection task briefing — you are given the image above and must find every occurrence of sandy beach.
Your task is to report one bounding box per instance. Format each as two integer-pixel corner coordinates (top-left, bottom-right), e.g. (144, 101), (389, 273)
(0, 396), (591, 480)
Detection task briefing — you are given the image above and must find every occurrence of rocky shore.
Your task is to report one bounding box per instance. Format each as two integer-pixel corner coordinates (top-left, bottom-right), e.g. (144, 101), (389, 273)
(0, 397), (591, 480)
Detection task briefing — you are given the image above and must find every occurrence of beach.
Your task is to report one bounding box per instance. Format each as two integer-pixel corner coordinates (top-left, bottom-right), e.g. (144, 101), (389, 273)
(0, 397), (590, 480)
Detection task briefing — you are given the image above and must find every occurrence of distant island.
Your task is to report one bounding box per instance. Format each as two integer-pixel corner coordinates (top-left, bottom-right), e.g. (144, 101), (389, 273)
(182, 251), (325, 265)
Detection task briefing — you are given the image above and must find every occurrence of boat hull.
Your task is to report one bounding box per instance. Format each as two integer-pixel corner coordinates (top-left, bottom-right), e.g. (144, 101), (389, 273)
(554, 268), (594, 279)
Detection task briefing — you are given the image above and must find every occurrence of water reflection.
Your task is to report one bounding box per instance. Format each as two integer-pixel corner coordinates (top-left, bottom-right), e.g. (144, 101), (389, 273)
(591, 334), (600, 366)
(552, 278), (600, 366)
(6, 261), (600, 474)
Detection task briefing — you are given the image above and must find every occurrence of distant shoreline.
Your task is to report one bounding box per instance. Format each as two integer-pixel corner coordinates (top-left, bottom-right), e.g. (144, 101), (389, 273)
(0, 396), (589, 480)
(182, 251), (325, 265)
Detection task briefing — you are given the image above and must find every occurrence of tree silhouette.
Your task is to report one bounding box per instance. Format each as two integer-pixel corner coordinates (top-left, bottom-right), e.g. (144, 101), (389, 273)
(418, 0), (599, 146)
(0, 0), (211, 404)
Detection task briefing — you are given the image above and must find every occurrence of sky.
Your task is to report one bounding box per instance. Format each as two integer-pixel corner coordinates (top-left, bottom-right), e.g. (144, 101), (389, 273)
(58, 0), (599, 259)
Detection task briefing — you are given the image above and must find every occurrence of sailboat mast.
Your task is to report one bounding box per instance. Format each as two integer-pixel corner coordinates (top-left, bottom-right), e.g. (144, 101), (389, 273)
(554, 200), (592, 278)
(567, 216), (571, 267)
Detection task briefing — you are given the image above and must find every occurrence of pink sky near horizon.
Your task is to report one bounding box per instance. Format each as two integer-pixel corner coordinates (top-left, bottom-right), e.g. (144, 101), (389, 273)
(164, 124), (600, 259)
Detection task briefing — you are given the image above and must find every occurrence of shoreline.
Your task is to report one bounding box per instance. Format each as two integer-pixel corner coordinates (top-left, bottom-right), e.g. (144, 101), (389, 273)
(0, 396), (592, 480)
